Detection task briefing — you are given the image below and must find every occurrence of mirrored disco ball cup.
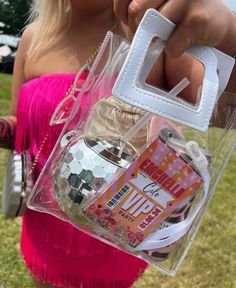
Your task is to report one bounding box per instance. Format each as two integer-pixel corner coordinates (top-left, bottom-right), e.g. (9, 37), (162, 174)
(53, 137), (136, 217)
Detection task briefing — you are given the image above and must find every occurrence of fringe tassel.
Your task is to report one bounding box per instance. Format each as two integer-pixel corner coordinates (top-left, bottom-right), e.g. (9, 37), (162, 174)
(17, 74), (148, 287)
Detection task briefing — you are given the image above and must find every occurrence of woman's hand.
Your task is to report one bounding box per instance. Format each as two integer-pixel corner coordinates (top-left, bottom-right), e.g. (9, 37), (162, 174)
(114, 0), (167, 32)
(114, 0), (236, 57)
(0, 116), (16, 149)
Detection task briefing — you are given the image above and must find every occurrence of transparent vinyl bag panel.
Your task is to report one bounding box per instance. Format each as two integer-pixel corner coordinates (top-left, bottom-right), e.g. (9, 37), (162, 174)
(27, 33), (236, 275)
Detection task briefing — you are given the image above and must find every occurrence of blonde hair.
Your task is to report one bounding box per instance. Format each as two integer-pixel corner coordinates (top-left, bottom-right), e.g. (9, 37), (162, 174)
(28, 0), (130, 56)
(28, 0), (72, 55)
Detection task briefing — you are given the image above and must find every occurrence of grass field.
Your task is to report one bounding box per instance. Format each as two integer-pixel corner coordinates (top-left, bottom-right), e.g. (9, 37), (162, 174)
(0, 73), (235, 288)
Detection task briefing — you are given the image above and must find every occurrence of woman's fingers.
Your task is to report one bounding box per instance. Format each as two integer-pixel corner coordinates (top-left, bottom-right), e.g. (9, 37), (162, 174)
(158, 0), (190, 57)
(165, 26), (192, 58)
(158, 0), (186, 24)
(113, 0), (132, 25)
(128, 0), (166, 32)
(114, 0), (166, 32)
(114, 0), (236, 56)
(159, 0), (226, 57)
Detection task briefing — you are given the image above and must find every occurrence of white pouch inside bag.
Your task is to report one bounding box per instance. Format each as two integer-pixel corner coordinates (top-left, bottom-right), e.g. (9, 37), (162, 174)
(28, 9), (236, 275)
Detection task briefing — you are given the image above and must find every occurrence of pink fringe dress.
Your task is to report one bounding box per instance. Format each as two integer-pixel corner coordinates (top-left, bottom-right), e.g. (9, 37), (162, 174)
(15, 74), (148, 288)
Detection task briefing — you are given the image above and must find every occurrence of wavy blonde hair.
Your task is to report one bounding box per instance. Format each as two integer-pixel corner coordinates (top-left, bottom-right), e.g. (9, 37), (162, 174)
(28, 0), (72, 55)
(28, 0), (129, 56)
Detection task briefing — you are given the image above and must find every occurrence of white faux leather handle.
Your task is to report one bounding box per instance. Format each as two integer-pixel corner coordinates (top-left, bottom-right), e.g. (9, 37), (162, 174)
(112, 9), (234, 131)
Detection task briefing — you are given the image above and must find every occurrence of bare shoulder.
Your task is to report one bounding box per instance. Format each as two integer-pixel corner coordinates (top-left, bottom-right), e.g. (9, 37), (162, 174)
(18, 22), (37, 56)
(10, 22), (38, 115)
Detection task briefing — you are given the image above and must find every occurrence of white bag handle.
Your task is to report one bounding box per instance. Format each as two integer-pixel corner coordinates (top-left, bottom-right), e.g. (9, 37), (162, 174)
(112, 9), (235, 131)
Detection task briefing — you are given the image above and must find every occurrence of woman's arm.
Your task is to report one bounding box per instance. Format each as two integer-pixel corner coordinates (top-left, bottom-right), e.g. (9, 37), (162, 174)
(0, 26), (33, 149)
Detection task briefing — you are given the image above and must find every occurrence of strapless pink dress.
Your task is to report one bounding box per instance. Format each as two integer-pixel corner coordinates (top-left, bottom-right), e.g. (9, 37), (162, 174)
(15, 74), (148, 288)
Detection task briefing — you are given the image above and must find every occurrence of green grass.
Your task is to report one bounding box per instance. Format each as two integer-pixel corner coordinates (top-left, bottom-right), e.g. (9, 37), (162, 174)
(0, 74), (12, 116)
(0, 73), (236, 287)
(0, 73), (12, 102)
(135, 153), (236, 288)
